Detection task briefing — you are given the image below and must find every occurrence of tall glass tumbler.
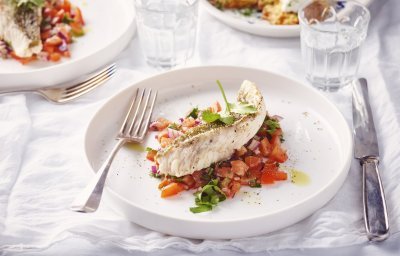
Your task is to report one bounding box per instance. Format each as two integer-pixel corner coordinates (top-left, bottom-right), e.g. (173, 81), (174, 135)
(134, 0), (199, 69)
(299, 0), (370, 91)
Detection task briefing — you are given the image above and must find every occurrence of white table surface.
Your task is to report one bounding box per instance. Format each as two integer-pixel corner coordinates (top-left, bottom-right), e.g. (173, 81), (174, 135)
(1, 0), (400, 255)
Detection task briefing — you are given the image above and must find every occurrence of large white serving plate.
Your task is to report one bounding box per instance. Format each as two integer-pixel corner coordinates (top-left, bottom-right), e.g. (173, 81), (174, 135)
(84, 66), (352, 239)
(201, 0), (300, 37)
(0, 0), (135, 89)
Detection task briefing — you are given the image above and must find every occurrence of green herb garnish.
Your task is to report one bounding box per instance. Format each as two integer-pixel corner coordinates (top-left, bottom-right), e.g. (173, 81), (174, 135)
(149, 172), (162, 179)
(240, 8), (254, 17)
(201, 110), (221, 123)
(145, 147), (155, 152)
(249, 179), (261, 188)
(187, 107), (199, 119)
(190, 179), (226, 213)
(265, 119), (280, 135)
(168, 123), (180, 130)
(168, 175), (184, 182)
(215, 1), (223, 10)
(61, 14), (74, 24)
(228, 102), (257, 114)
(201, 80), (257, 126)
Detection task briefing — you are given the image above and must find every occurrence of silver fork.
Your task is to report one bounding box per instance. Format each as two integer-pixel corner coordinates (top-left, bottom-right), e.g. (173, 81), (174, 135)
(0, 63), (116, 104)
(70, 88), (158, 213)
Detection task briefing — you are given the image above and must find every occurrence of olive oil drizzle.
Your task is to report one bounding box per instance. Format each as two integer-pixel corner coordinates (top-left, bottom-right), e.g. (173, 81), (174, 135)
(125, 143), (145, 152)
(289, 169), (310, 186)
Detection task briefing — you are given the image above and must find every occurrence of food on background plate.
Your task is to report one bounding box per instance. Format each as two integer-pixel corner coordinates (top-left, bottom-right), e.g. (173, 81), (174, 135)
(146, 80), (289, 213)
(0, 0), (42, 58)
(210, 0), (301, 25)
(0, 0), (85, 64)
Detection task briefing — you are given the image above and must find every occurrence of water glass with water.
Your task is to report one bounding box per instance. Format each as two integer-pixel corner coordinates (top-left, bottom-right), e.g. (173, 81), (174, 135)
(134, 0), (199, 69)
(299, 0), (370, 91)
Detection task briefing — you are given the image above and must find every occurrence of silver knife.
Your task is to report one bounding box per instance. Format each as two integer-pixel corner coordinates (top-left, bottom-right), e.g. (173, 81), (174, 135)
(352, 78), (389, 241)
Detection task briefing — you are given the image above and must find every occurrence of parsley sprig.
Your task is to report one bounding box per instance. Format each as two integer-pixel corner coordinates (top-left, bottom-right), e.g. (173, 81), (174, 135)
(187, 107), (199, 119)
(265, 119), (280, 135)
(201, 80), (257, 125)
(190, 179), (226, 213)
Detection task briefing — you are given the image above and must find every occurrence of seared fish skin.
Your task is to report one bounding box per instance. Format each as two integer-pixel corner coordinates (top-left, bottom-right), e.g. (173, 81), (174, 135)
(0, 0), (42, 57)
(156, 80), (267, 177)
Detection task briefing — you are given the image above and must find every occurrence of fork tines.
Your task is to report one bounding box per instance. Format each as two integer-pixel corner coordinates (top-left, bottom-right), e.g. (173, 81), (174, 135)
(61, 63), (117, 100)
(119, 88), (157, 141)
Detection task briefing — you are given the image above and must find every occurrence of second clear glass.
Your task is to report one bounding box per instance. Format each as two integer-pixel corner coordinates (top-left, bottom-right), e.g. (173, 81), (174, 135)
(134, 0), (199, 69)
(299, 0), (370, 91)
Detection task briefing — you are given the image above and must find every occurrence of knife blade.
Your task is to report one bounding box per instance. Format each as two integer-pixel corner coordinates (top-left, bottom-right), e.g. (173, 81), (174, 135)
(352, 78), (389, 241)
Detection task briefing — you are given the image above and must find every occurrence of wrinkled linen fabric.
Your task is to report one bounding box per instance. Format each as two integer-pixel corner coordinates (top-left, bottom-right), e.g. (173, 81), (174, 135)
(0, 0), (399, 254)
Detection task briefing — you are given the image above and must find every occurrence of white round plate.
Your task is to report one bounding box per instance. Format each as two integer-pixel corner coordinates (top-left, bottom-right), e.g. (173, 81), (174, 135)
(0, 0), (135, 89)
(85, 66), (352, 239)
(201, 0), (300, 37)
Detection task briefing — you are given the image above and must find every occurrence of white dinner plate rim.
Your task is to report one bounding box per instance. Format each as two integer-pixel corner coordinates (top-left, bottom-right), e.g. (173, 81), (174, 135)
(84, 65), (353, 224)
(0, 0), (135, 87)
(200, 0), (300, 37)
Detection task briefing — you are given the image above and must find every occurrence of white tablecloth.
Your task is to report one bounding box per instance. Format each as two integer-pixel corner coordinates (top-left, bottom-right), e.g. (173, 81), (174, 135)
(1, 0), (400, 255)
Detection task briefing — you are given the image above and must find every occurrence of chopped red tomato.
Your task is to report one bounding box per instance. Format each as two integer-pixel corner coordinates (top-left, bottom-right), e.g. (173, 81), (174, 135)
(210, 101), (222, 113)
(156, 129), (169, 142)
(160, 137), (173, 148)
(70, 22), (85, 37)
(182, 117), (196, 128)
(150, 118), (170, 131)
(161, 183), (184, 198)
(247, 167), (262, 180)
(146, 150), (157, 162)
(259, 138), (272, 157)
(216, 166), (234, 179)
(191, 170), (208, 187)
(231, 160), (249, 176)
(261, 171), (275, 184)
(274, 171), (288, 181)
(229, 181), (241, 198)
(158, 179), (171, 189)
(71, 6), (85, 25)
(182, 175), (195, 188)
(263, 163), (278, 172)
(270, 147), (288, 163)
(257, 127), (268, 137)
(61, 0), (72, 12)
(271, 128), (283, 137)
(244, 156), (262, 171)
(49, 52), (61, 62)
(267, 135), (288, 163)
(43, 44), (55, 54)
(62, 51), (71, 58)
(235, 146), (247, 157)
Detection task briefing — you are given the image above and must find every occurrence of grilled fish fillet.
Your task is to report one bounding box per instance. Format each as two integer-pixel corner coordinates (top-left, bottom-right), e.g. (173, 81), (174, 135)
(156, 80), (267, 177)
(0, 0), (42, 57)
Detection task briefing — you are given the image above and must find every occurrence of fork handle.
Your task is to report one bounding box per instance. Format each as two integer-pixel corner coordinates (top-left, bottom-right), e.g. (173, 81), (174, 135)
(0, 89), (35, 95)
(70, 139), (126, 212)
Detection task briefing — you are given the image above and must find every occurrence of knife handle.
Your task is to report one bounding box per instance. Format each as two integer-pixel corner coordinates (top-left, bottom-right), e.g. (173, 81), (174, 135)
(362, 157), (389, 241)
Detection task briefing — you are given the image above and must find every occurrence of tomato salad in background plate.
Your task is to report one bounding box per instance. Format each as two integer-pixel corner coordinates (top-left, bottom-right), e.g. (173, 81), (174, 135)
(0, 0), (85, 64)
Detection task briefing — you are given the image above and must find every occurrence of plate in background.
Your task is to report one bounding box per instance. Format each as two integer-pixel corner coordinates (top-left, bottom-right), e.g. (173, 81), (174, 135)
(201, 0), (300, 37)
(0, 0), (135, 90)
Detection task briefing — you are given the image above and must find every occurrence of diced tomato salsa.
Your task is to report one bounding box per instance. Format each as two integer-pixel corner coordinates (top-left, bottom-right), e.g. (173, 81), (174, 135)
(1, 0), (85, 64)
(146, 102), (289, 200)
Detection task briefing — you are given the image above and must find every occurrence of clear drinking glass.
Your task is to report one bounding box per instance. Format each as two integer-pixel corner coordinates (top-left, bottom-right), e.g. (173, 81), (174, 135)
(134, 0), (199, 69)
(299, 0), (370, 91)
